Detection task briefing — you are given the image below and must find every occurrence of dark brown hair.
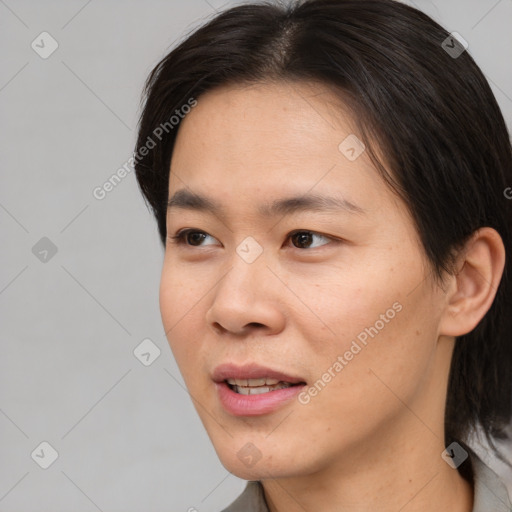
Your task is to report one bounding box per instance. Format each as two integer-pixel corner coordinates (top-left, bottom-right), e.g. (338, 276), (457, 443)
(134, 0), (512, 474)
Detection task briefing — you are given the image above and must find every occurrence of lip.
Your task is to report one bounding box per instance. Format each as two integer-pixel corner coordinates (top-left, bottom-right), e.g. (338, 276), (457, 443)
(212, 363), (305, 384)
(212, 363), (307, 416)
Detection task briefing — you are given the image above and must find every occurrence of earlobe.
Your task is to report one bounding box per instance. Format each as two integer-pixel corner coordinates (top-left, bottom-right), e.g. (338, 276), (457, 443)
(439, 227), (506, 337)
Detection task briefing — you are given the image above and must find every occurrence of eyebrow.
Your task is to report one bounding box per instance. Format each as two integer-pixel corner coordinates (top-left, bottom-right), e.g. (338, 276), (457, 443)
(167, 189), (366, 218)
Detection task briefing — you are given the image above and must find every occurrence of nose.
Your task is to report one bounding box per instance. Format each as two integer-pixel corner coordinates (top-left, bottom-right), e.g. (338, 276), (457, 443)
(205, 253), (286, 337)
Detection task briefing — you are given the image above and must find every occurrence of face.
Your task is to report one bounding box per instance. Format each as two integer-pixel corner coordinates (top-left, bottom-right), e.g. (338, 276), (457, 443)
(160, 81), (451, 480)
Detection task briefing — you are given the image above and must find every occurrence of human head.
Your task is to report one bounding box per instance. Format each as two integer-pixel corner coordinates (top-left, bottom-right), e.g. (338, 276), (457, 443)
(134, 0), (512, 475)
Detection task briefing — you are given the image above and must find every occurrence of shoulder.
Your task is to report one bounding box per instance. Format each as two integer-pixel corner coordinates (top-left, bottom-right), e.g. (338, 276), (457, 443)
(220, 481), (268, 512)
(470, 449), (512, 512)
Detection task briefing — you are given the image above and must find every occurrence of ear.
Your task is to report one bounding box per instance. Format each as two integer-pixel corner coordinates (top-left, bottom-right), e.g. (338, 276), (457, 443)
(439, 227), (506, 337)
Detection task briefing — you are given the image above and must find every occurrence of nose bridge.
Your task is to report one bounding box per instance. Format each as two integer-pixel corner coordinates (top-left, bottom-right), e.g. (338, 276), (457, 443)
(219, 239), (269, 302)
(206, 239), (284, 335)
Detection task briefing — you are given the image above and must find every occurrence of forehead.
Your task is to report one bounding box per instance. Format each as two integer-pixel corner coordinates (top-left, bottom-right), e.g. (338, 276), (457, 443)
(167, 81), (399, 221)
(174, 80), (357, 150)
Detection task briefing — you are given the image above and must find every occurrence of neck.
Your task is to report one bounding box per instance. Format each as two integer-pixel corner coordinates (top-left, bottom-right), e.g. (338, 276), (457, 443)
(261, 424), (474, 512)
(261, 337), (473, 512)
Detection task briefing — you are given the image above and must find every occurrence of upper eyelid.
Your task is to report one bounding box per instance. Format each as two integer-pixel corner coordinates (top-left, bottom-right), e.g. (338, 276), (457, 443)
(171, 228), (335, 246)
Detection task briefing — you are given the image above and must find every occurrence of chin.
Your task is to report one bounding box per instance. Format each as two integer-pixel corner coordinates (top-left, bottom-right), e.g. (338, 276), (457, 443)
(214, 440), (308, 481)
(220, 457), (288, 481)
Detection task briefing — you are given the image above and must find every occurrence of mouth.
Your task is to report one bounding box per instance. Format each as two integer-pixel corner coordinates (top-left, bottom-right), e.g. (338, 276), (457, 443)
(212, 362), (306, 388)
(225, 377), (304, 395)
(212, 363), (307, 415)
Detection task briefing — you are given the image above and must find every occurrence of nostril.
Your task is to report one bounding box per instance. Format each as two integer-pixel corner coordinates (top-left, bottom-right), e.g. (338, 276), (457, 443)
(212, 322), (227, 334)
(247, 322), (265, 329)
(211, 321), (266, 335)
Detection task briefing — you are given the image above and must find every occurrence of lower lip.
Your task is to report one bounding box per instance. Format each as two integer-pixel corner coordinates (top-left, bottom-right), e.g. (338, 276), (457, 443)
(215, 381), (306, 416)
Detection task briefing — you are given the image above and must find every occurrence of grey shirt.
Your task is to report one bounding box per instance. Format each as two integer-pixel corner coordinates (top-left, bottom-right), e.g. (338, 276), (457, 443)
(222, 450), (512, 512)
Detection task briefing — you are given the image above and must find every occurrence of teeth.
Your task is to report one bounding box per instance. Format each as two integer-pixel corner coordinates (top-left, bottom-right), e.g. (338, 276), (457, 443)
(230, 381), (295, 394)
(236, 386), (272, 395)
(226, 377), (282, 386)
(225, 377), (299, 395)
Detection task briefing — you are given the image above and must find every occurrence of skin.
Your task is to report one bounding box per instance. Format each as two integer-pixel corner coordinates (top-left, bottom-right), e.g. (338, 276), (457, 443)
(160, 81), (505, 511)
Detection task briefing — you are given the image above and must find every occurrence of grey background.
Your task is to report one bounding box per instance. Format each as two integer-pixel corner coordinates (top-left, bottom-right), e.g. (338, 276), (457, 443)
(1, 0), (511, 510)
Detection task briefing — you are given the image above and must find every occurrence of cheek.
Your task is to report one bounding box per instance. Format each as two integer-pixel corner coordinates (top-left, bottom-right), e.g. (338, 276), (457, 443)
(298, 257), (441, 416)
(314, 298), (439, 422)
(283, 260), (404, 356)
(159, 258), (206, 326)
(159, 261), (206, 367)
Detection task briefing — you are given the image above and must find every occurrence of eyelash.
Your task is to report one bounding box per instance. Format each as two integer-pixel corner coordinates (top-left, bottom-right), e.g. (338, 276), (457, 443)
(168, 229), (337, 250)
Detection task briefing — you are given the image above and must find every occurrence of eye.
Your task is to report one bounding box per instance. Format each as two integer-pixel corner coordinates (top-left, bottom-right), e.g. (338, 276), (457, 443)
(288, 230), (332, 249)
(169, 229), (219, 247)
(169, 229), (333, 249)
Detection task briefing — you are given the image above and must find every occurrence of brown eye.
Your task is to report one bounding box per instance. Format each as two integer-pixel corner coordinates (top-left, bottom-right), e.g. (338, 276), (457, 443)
(289, 231), (331, 249)
(169, 229), (218, 247)
(186, 231), (207, 246)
